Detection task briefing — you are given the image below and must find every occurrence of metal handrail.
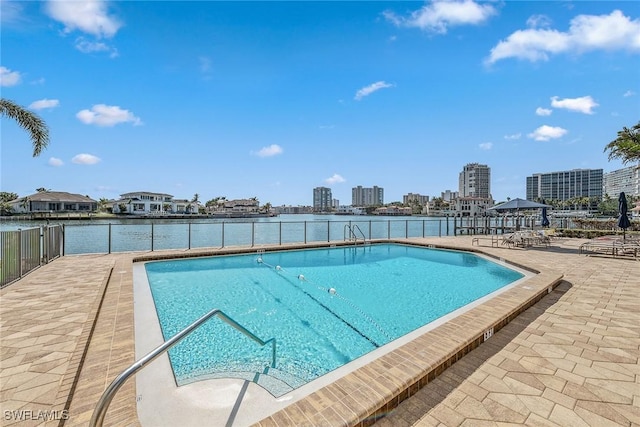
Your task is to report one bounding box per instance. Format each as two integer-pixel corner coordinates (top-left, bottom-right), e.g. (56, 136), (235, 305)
(344, 224), (366, 244)
(89, 308), (276, 427)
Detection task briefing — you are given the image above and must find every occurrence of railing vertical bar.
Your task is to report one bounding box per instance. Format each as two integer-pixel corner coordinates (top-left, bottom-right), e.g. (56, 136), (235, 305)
(108, 223), (112, 254)
(221, 222), (225, 248)
(188, 223), (192, 250)
(279, 222), (282, 246)
(439, 219), (442, 237)
(251, 222), (255, 248)
(327, 220), (330, 242)
(151, 223), (154, 252)
(304, 221), (307, 244)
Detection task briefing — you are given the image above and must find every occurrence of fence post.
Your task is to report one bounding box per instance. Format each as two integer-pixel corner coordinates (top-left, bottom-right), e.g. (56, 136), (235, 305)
(388, 221), (391, 240)
(251, 222), (255, 248)
(304, 221), (307, 244)
(151, 223), (154, 251)
(188, 223), (192, 250)
(405, 220), (408, 238)
(221, 222), (225, 248)
(369, 220), (372, 240)
(18, 229), (22, 278)
(42, 226), (47, 264)
(108, 224), (112, 254)
(279, 222), (282, 246)
(327, 221), (330, 242)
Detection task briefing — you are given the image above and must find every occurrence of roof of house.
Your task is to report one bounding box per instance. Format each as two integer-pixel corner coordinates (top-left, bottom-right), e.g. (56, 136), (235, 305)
(11, 191), (96, 203)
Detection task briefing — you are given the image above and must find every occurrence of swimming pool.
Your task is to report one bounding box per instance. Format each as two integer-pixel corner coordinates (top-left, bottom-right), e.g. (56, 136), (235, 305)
(143, 243), (524, 397)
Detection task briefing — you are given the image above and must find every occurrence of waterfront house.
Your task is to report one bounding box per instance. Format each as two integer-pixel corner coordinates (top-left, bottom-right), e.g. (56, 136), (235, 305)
(453, 196), (494, 217)
(9, 191), (97, 213)
(374, 206), (412, 216)
(112, 192), (198, 215)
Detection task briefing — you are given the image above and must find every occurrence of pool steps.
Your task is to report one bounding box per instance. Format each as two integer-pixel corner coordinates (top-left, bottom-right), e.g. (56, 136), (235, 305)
(89, 308), (277, 427)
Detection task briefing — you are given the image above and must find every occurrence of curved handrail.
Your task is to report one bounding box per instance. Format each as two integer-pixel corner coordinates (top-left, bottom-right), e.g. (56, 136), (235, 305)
(89, 308), (276, 427)
(344, 224), (366, 244)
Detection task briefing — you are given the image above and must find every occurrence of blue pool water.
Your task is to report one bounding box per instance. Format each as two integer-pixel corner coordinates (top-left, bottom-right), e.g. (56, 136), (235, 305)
(144, 244), (524, 396)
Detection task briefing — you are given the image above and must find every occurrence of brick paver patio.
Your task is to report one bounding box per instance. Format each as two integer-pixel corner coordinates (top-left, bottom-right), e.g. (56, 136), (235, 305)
(0, 236), (638, 426)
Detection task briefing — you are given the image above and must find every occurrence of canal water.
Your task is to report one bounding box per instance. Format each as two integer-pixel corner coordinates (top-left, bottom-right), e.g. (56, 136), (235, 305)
(0, 214), (457, 255)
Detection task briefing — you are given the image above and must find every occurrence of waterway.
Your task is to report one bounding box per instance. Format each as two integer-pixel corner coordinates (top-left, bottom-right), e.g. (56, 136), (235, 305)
(0, 214), (456, 255)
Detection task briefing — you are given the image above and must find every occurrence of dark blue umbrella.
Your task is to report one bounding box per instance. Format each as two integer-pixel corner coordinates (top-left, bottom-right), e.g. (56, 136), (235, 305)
(618, 192), (631, 241)
(541, 199), (550, 227)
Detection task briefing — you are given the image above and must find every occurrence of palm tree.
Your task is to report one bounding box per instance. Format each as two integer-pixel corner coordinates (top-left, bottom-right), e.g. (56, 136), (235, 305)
(604, 121), (640, 164)
(97, 198), (110, 212)
(1, 98), (50, 157)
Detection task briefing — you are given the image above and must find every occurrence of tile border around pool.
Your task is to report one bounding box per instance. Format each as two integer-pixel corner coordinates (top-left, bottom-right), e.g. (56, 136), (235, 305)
(130, 240), (563, 427)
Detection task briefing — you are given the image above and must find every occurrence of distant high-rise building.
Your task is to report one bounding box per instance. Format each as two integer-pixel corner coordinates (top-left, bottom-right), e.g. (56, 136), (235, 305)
(313, 187), (332, 212)
(459, 163), (491, 198)
(441, 190), (459, 202)
(603, 163), (640, 198)
(352, 185), (384, 206)
(403, 193), (429, 205)
(526, 169), (603, 205)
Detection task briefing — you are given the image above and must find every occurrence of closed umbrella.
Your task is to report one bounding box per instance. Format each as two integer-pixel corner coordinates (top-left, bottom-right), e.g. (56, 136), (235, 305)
(541, 199), (550, 228)
(618, 192), (631, 241)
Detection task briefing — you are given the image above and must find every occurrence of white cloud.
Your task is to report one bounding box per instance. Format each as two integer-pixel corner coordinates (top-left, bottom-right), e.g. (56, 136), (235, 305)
(550, 95), (598, 114)
(29, 99), (60, 110)
(45, 0), (122, 38)
(0, 66), (21, 86)
(526, 14), (552, 29)
(623, 90), (635, 97)
(76, 104), (142, 127)
(527, 125), (568, 141)
(487, 10), (640, 64)
(504, 133), (522, 140)
(354, 81), (394, 101)
(478, 142), (493, 150)
(384, 0), (497, 34)
(48, 157), (64, 167)
(535, 107), (552, 116)
(75, 37), (118, 57)
(325, 174), (346, 185)
(1, 1), (24, 24)
(72, 153), (101, 165)
(252, 144), (283, 157)
(199, 56), (212, 73)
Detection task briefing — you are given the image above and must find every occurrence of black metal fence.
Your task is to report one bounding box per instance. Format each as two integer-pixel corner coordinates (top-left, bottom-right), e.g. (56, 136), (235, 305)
(0, 225), (63, 287)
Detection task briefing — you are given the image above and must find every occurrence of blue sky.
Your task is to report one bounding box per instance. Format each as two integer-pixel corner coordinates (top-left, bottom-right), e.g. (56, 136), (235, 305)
(1, 1), (639, 206)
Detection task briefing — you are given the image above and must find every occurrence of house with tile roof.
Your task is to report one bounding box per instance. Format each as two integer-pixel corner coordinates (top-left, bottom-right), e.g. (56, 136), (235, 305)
(9, 191), (97, 213)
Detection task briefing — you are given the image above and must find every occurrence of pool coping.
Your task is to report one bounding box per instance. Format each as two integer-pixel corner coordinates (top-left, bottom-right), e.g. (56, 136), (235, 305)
(129, 240), (563, 426)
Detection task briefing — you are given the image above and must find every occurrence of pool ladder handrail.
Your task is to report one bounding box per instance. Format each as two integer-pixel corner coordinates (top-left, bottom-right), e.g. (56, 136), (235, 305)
(89, 308), (277, 427)
(344, 224), (366, 245)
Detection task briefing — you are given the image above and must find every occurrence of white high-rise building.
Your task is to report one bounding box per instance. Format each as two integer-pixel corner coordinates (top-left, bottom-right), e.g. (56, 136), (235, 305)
(603, 163), (640, 198)
(459, 163), (491, 198)
(313, 187), (332, 212)
(352, 186), (384, 206)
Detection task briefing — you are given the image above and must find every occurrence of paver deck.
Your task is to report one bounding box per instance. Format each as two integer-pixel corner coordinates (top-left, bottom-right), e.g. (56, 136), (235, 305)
(0, 236), (638, 426)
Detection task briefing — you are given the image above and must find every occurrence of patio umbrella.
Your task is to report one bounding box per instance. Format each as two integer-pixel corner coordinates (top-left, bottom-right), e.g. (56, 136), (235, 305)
(487, 198), (552, 231)
(487, 198), (552, 211)
(541, 199), (550, 228)
(618, 192), (631, 241)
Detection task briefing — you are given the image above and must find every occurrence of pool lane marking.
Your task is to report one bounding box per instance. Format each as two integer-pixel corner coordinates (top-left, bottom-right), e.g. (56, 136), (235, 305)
(258, 258), (381, 348)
